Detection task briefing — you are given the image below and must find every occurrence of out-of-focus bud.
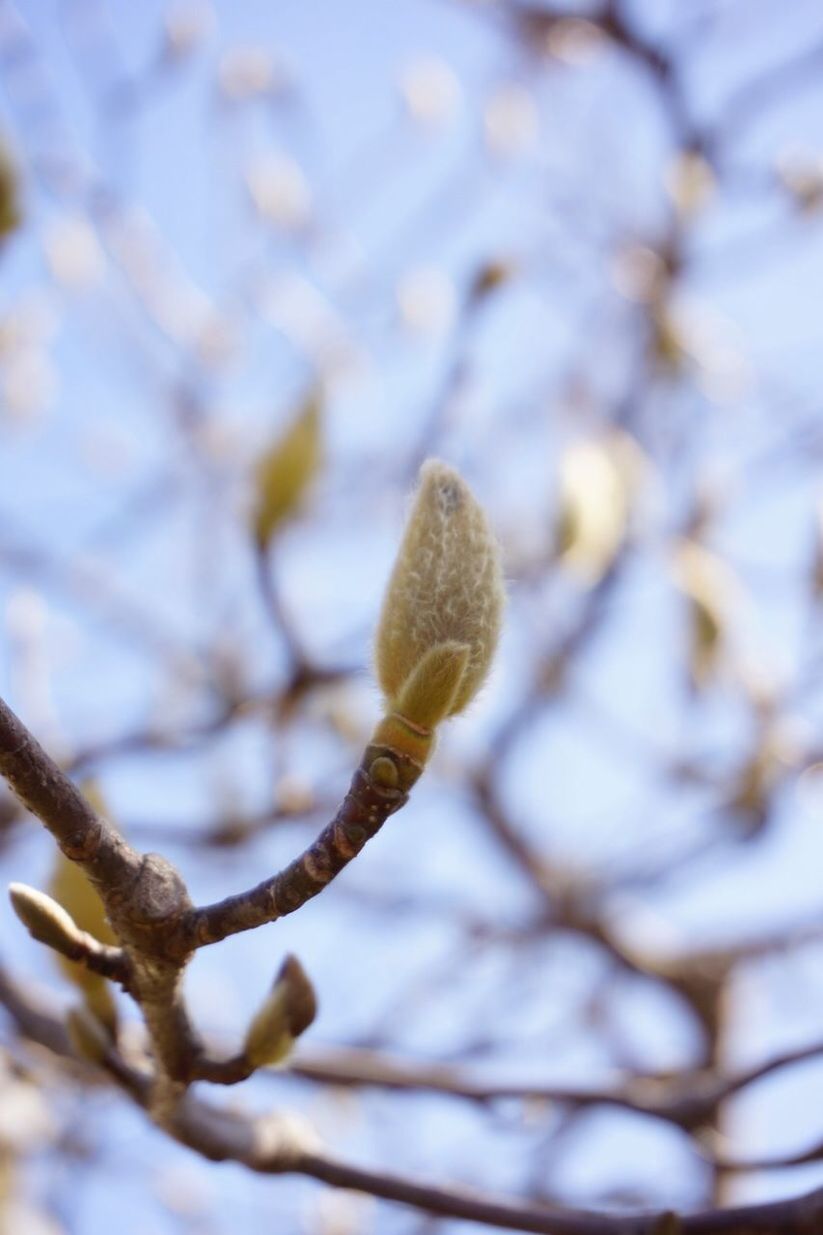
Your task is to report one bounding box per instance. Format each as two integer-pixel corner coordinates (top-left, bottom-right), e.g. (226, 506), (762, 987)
(664, 151), (715, 217)
(0, 141), (20, 240)
(554, 430), (645, 584)
(274, 774), (315, 816)
(163, 3), (214, 62)
(543, 18), (607, 65)
(244, 954), (317, 1069)
(43, 216), (104, 289)
(399, 57), (460, 127)
(251, 395), (322, 548)
(66, 1004), (112, 1064)
(651, 297), (748, 403)
(671, 539), (740, 691)
(397, 267), (456, 336)
(483, 85), (539, 157)
(374, 460), (504, 752)
(650, 300), (688, 371)
(219, 47), (285, 101)
(246, 152), (311, 231)
(468, 258), (516, 306)
(776, 152), (823, 214)
(611, 244), (669, 304)
(723, 722), (797, 840)
(49, 813), (118, 1031)
(8, 883), (83, 957)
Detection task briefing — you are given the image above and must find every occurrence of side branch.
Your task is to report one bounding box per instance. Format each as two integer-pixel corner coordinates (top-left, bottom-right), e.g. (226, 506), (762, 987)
(289, 1039), (823, 1134)
(290, 1153), (823, 1235)
(3, 959), (823, 1235)
(0, 695), (142, 901)
(183, 743), (422, 949)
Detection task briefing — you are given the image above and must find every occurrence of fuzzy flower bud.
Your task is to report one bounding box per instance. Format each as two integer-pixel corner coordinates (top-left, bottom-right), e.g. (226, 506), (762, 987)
(375, 460), (504, 733)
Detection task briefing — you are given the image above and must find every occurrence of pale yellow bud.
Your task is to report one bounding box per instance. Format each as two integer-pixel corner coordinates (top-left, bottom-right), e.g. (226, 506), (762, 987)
(555, 430), (645, 584)
(671, 539), (741, 690)
(375, 460), (504, 723)
(664, 151), (715, 217)
(9, 882), (83, 956)
(244, 954), (317, 1069)
(252, 396), (322, 547)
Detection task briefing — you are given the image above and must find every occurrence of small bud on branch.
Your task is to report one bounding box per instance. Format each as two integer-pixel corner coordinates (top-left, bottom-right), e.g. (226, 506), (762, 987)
(9, 882), (85, 957)
(166, 462), (506, 950)
(244, 954), (317, 1069)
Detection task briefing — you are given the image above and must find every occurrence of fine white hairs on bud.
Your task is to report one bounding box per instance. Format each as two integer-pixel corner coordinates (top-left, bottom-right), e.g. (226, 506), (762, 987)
(375, 460), (505, 730)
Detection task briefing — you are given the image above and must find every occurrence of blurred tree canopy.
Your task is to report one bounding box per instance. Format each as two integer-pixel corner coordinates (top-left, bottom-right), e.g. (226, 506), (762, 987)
(2, 1), (823, 1232)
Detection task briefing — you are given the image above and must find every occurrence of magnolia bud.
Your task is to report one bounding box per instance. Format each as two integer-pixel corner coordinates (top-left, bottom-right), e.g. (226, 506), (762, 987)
(375, 460), (504, 732)
(244, 954), (317, 1069)
(671, 539), (740, 691)
(252, 396), (322, 547)
(392, 641), (471, 730)
(554, 430), (647, 585)
(9, 882), (83, 957)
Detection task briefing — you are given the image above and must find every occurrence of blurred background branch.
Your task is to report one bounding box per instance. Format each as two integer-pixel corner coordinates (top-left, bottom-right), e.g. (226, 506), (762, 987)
(2, 0), (823, 1231)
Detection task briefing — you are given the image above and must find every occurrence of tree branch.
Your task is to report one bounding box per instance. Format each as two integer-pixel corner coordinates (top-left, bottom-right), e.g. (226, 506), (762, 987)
(288, 1039), (823, 1134)
(0, 695), (142, 904)
(182, 742), (421, 949)
(3, 957), (823, 1235)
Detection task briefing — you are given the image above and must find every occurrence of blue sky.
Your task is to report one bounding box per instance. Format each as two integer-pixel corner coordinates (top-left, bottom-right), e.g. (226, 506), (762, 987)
(3, 1), (823, 1231)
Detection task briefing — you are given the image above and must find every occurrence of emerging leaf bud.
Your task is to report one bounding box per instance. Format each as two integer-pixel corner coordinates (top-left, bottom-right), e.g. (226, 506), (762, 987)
(393, 641), (471, 730)
(375, 460), (504, 734)
(244, 954), (317, 1069)
(9, 882), (83, 958)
